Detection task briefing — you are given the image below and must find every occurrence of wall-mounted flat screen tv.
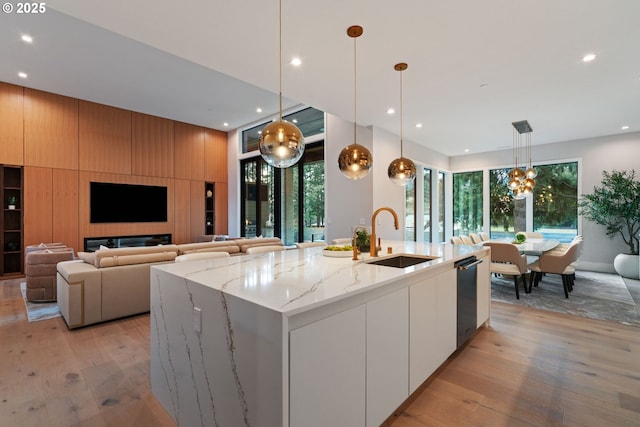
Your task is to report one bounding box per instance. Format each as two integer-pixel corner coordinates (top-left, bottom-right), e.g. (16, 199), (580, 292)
(90, 182), (168, 223)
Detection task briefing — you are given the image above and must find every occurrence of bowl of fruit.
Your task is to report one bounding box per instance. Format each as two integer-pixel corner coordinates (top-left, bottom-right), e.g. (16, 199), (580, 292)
(322, 245), (354, 257)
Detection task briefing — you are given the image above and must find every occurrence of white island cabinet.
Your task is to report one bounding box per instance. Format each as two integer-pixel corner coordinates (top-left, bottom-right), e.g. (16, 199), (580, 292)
(151, 242), (489, 427)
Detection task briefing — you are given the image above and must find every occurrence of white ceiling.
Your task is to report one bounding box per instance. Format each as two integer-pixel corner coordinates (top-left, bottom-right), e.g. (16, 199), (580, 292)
(2, 0), (639, 156)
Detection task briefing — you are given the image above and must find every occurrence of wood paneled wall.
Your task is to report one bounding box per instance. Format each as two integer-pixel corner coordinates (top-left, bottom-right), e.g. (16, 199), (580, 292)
(79, 101), (132, 174)
(0, 82), (24, 165)
(1, 82), (228, 252)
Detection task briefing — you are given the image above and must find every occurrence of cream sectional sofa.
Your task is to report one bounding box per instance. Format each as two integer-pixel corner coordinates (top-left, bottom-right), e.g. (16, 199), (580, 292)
(57, 245), (179, 329)
(56, 238), (286, 329)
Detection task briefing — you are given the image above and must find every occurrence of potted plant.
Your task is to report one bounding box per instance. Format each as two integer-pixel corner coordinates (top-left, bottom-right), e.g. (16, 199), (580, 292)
(355, 229), (370, 252)
(578, 169), (640, 279)
(7, 196), (16, 210)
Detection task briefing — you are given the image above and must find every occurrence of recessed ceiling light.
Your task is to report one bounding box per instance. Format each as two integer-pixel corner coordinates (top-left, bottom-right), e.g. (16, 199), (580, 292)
(290, 58), (302, 67)
(479, 83), (488, 88)
(415, 123), (423, 128)
(464, 149), (470, 153)
(386, 108), (395, 115)
(256, 107), (262, 113)
(582, 53), (596, 62)
(258, 130), (262, 135)
(21, 34), (33, 43)
(18, 72), (27, 79)
(621, 125), (629, 130)
(292, 119), (298, 123)
(223, 122), (229, 127)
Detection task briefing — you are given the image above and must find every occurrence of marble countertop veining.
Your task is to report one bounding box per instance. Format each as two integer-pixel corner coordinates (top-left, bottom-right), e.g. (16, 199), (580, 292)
(152, 241), (486, 316)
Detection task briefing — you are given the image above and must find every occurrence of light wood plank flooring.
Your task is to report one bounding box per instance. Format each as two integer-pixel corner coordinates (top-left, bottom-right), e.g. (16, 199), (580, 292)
(2, 278), (639, 426)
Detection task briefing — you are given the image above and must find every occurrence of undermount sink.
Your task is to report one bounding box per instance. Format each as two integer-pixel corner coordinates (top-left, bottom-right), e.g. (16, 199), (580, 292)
(366, 254), (439, 268)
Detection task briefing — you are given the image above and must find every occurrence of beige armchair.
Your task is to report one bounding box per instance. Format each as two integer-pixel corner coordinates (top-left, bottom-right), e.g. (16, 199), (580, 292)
(522, 231), (544, 239)
(483, 241), (529, 299)
(479, 232), (490, 241)
(460, 235), (474, 245)
(528, 241), (580, 298)
(450, 236), (463, 244)
(469, 233), (483, 244)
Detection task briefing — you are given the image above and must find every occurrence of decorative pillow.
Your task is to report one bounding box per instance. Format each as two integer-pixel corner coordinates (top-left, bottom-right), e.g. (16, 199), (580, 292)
(77, 251), (97, 266)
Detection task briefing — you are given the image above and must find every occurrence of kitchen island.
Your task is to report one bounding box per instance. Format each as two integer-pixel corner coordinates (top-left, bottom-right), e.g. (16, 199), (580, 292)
(150, 241), (490, 427)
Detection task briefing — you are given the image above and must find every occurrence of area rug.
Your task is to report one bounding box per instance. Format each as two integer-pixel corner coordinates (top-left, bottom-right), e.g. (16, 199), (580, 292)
(20, 282), (61, 322)
(491, 271), (640, 327)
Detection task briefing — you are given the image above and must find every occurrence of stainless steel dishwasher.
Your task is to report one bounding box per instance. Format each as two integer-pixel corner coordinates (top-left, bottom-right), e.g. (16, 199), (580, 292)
(455, 256), (483, 348)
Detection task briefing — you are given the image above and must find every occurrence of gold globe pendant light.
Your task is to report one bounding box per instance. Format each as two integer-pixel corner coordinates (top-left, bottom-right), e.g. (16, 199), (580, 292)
(388, 63), (416, 186)
(338, 25), (373, 179)
(258, 0), (304, 168)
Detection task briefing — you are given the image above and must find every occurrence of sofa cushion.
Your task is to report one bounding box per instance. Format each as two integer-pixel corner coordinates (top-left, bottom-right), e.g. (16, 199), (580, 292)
(93, 245), (179, 268)
(177, 241), (240, 255)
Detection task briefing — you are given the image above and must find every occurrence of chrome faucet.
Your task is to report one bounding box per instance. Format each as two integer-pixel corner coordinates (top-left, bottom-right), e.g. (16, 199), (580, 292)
(370, 207), (399, 257)
(352, 225), (368, 260)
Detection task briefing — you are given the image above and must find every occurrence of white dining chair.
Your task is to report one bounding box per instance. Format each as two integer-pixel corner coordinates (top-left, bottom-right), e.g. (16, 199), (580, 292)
(295, 241), (327, 249)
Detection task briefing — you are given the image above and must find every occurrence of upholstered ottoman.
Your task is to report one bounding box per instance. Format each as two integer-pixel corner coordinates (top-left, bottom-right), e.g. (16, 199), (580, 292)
(26, 248), (75, 302)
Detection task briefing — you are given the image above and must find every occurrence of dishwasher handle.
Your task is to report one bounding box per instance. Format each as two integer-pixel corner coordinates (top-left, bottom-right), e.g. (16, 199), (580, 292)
(457, 259), (483, 271)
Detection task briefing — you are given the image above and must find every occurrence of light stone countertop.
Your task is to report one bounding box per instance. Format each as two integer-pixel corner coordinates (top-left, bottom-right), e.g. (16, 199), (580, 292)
(152, 241), (487, 316)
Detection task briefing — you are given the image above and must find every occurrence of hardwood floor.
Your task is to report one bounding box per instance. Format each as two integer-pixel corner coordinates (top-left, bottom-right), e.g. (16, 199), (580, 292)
(1, 278), (639, 426)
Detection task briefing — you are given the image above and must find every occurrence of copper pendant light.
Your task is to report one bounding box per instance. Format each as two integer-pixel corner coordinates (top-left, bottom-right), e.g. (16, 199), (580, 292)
(387, 62), (416, 186)
(338, 25), (373, 180)
(509, 120), (535, 199)
(258, 0), (305, 168)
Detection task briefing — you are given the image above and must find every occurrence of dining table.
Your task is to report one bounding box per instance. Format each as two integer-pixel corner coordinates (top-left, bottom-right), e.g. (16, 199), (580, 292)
(490, 238), (561, 255)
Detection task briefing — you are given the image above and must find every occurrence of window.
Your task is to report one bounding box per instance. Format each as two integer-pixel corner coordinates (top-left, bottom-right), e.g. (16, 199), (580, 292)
(533, 162), (578, 242)
(405, 179), (416, 241)
(242, 107), (324, 153)
(438, 171), (445, 242)
(453, 171), (483, 236)
(423, 168), (432, 242)
(240, 142), (325, 245)
(489, 161), (578, 242)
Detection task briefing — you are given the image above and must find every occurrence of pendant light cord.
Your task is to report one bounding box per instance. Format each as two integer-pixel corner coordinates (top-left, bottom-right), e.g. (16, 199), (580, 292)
(278, 0), (283, 121)
(353, 34), (357, 146)
(400, 68), (404, 158)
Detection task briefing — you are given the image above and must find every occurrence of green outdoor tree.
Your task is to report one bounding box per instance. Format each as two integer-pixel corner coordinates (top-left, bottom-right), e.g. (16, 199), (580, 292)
(303, 161), (325, 227)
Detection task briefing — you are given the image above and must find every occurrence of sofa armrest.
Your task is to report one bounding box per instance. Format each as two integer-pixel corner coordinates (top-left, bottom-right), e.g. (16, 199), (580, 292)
(57, 260), (102, 329)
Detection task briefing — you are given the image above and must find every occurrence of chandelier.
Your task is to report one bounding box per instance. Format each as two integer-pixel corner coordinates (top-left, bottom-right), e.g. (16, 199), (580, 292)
(508, 120), (536, 199)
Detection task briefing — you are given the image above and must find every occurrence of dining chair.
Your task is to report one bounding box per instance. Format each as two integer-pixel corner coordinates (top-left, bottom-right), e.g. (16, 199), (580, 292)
(450, 236), (463, 244)
(295, 241), (327, 249)
(460, 235), (474, 245)
(528, 241), (581, 298)
(482, 241), (529, 299)
(245, 245), (286, 254)
(469, 233), (483, 244)
(479, 232), (490, 241)
(522, 231), (544, 239)
(332, 237), (353, 245)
